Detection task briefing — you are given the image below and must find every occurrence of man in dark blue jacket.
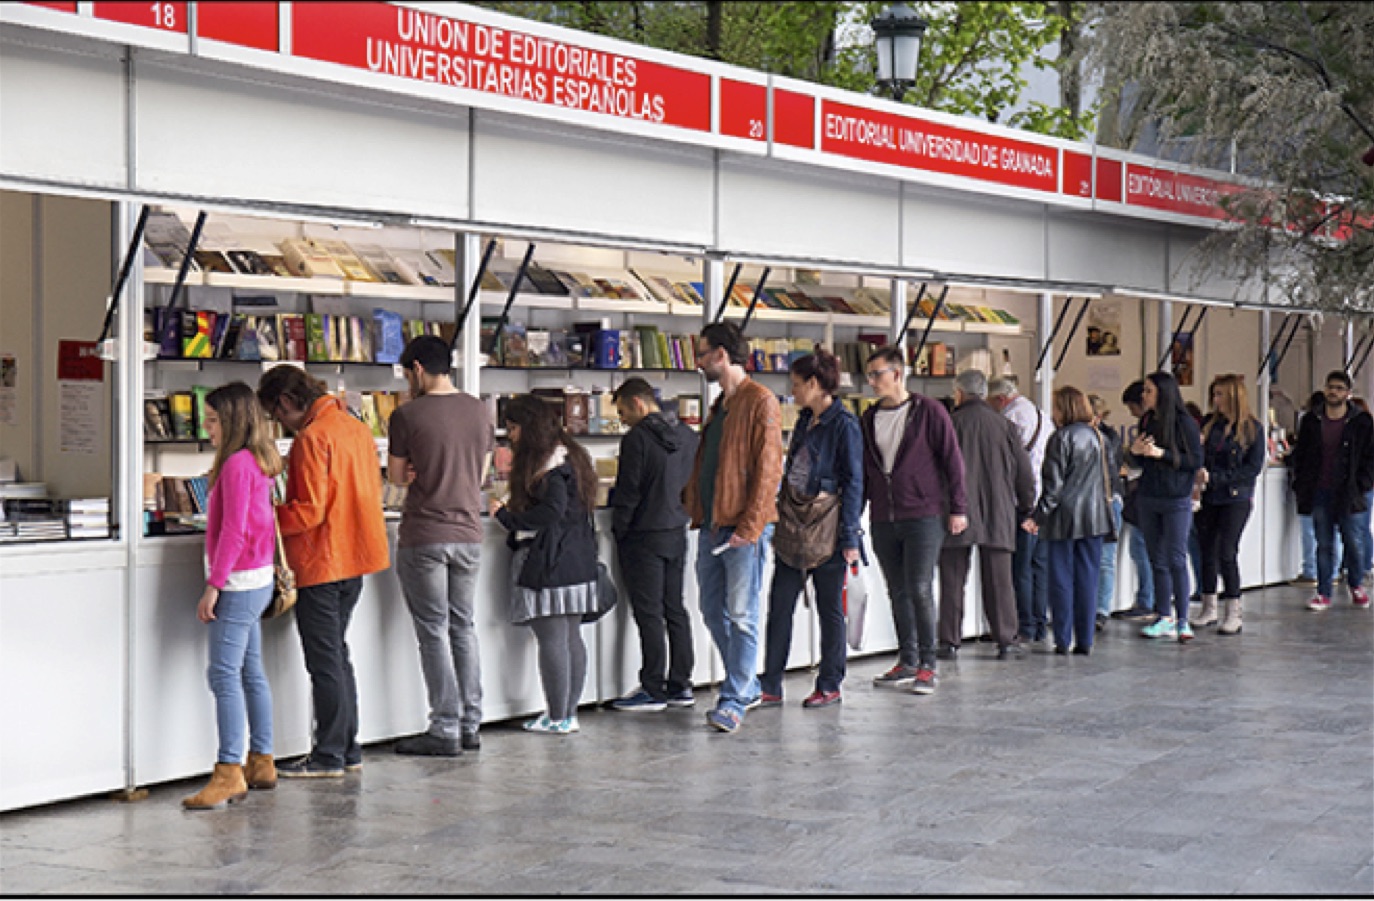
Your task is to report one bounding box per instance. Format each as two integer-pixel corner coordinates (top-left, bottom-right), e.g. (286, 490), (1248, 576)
(609, 378), (701, 711)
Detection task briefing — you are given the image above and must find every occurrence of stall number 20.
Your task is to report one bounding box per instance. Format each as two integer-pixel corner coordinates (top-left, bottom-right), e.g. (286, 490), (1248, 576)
(748, 119), (764, 139)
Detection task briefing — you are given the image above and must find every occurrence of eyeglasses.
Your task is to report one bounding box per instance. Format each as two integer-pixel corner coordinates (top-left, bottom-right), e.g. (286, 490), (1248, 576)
(865, 367), (900, 381)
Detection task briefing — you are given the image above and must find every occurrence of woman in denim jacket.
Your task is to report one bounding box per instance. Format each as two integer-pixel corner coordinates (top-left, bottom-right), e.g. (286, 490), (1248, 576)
(1191, 373), (1266, 634)
(759, 349), (864, 709)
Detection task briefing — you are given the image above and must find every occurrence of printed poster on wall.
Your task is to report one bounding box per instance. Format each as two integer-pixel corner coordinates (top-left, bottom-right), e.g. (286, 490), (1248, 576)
(57, 340), (103, 455)
(1086, 300), (1121, 357)
(0, 353), (16, 426)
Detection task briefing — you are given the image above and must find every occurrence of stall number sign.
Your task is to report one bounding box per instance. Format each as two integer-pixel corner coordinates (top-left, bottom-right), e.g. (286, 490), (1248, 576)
(292, 2), (711, 133)
(93, 2), (187, 32)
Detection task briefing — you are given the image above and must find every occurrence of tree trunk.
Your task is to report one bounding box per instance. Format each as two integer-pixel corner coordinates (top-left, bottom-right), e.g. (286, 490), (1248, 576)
(706, 1), (723, 61)
(1056, 1), (1081, 118)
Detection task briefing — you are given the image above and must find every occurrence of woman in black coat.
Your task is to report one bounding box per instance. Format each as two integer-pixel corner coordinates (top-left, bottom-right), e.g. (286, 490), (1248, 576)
(490, 395), (601, 735)
(1192, 374), (1266, 634)
(1026, 386), (1113, 655)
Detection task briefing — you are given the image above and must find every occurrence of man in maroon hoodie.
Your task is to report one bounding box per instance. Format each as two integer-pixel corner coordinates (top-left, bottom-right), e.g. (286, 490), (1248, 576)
(860, 346), (967, 695)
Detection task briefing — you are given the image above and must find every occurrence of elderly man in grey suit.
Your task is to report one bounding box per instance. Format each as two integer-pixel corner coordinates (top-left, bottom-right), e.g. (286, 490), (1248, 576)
(938, 370), (1037, 660)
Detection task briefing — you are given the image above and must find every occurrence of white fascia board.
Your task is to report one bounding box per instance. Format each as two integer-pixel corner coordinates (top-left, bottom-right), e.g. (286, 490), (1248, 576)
(0, 4), (190, 54)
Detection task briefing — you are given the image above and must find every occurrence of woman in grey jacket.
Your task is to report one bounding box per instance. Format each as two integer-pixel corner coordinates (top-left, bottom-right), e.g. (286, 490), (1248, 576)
(1025, 386), (1113, 655)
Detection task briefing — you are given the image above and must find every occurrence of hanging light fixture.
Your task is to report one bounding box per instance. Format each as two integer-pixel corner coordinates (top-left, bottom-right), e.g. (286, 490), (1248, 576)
(872, 2), (928, 102)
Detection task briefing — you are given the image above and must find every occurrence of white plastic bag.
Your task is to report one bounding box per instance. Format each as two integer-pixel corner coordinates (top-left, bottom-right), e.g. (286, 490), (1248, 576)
(844, 560), (869, 650)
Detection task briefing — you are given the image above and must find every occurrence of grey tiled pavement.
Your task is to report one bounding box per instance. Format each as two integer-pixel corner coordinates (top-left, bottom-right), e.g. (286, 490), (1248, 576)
(3, 582), (1372, 895)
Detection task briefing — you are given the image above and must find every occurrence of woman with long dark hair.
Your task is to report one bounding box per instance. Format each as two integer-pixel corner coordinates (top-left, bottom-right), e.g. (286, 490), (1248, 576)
(759, 348), (863, 709)
(1026, 386), (1113, 655)
(1191, 374), (1265, 634)
(1129, 371), (1204, 641)
(184, 381), (283, 809)
(489, 395), (601, 734)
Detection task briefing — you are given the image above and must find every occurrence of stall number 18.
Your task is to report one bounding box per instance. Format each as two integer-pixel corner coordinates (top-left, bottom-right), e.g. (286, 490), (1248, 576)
(151, 2), (176, 29)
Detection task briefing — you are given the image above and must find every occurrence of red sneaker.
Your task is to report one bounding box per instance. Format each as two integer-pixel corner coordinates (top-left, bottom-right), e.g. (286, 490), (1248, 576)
(910, 668), (938, 695)
(1307, 595), (1332, 611)
(801, 689), (841, 709)
(1352, 588), (1370, 609)
(757, 693), (784, 708)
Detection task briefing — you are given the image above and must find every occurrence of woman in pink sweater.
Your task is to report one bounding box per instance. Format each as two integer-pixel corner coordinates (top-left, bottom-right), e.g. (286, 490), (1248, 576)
(183, 382), (283, 810)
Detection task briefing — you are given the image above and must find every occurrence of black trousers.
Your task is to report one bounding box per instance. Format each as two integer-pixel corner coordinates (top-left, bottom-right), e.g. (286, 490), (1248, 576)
(1196, 500), (1253, 599)
(938, 545), (1017, 649)
(295, 577), (363, 768)
(617, 530), (693, 699)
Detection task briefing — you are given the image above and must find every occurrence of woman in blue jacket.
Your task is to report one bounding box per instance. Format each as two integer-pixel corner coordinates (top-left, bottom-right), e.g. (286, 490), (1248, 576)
(1191, 374), (1266, 634)
(1129, 371), (1204, 641)
(760, 348), (864, 709)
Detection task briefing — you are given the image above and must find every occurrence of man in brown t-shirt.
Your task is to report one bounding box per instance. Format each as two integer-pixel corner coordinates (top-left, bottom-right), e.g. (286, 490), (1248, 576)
(387, 336), (494, 755)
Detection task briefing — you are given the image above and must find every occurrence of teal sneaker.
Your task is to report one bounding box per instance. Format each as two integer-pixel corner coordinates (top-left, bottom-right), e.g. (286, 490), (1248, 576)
(1177, 620), (1195, 643)
(1141, 617), (1177, 639)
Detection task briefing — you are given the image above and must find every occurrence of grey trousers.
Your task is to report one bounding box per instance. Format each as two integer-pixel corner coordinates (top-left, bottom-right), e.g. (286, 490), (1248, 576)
(396, 543), (483, 738)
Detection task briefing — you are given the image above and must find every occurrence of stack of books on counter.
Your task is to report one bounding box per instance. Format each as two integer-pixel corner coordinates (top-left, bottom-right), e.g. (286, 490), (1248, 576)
(66, 497), (112, 540)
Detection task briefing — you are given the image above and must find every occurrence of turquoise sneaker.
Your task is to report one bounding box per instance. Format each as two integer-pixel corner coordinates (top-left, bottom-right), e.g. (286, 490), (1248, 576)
(1141, 617), (1177, 639)
(1177, 620), (1195, 643)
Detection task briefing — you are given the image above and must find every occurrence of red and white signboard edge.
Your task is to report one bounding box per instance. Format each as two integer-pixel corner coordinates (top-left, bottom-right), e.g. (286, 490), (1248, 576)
(4, 1), (190, 53)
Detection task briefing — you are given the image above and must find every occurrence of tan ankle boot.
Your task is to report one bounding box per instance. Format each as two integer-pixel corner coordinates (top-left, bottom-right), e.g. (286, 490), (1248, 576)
(182, 763), (248, 810)
(246, 752), (277, 790)
(1218, 597), (1242, 635)
(1190, 593), (1218, 627)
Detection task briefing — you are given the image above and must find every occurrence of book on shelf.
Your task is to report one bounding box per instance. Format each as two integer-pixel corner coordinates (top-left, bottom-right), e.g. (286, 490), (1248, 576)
(280, 314), (308, 362)
(168, 392), (195, 440)
(181, 310), (216, 359)
(144, 211), (196, 270)
(192, 250), (236, 275)
(523, 264), (570, 296)
(144, 394), (173, 440)
(279, 238), (346, 279)
(314, 239), (377, 282)
(628, 270), (676, 305)
(191, 386), (212, 440)
(422, 249), (457, 286)
(155, 308), (182, 359)
(351, 244), (414, 285)
(358, 394), (384, 438)
(373, 309), (405, 364)
(223, 249), (276, 277)
(565, 391), (589, 436)
(304, 313), (329, 362)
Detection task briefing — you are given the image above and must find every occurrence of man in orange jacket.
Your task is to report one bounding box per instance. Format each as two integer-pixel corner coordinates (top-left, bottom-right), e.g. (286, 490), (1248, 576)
(258, 367), (390, 778)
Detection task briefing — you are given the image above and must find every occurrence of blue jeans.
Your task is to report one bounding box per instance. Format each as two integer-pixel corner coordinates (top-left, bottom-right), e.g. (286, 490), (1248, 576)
(206, 584), (274, 764)
(1097, 495), (1123, 616)
(1138, 495), (1194, 621)
(1300, 513), (1341, 579)
(696, 524), (773, 718)
(1047, 536), (1104, 651)
(1013, 528), (1050, 640)
(1126, 523), (1154, 609)
(1357, 491), (1373, 581)
(1312, 490), (1368, 598)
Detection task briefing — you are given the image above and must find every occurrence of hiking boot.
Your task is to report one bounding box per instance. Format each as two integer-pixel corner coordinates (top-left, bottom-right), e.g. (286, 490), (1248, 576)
(1190, 594), (1219, 627)
(1218, 597), (1243, 634)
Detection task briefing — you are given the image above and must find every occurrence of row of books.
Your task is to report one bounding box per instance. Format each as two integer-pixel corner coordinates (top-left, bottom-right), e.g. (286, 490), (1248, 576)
(147, 307), (449, 364)
(146, 387), (409, 443)
(485, 322), (701, 371)
(482, 390), (703, 436)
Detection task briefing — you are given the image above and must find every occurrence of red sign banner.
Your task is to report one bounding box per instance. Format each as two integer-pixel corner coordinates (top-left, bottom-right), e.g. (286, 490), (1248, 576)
(22, 2), (78, 12)
(774, 88), (815, 150)
(291, 2), (711, 133)
(93, 2), (187, 33)
(198, 2), (278, 52)
(819, 99), (1059, 194)
(57, 340), (103, 381)
(719, 79), (767, 142)
(1125, 165), (1237, 221)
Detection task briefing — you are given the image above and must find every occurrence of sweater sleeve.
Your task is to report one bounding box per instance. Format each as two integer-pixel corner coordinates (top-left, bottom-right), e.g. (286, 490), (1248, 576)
(837, 413), (865, 550)
(497, 467), (570, 533)
(276, 429), (328, 537)
(930, 401), (968, 515)
(208, 453), (256, 590)
(611, 429), (644, 541)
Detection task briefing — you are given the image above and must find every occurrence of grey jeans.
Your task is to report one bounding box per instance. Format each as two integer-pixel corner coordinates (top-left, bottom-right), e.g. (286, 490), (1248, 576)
(396, 543), (483, 738)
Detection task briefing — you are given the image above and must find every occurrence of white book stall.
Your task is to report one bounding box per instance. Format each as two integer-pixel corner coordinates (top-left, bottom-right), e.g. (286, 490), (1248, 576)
(0, 1), (1326, 812)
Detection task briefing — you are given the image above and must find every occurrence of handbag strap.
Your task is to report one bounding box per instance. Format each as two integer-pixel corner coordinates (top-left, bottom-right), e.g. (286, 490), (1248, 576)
(273, 509), (288, 560)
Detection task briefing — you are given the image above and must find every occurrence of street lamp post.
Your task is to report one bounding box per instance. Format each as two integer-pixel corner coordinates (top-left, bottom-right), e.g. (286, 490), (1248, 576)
(872, 2), (928, 103)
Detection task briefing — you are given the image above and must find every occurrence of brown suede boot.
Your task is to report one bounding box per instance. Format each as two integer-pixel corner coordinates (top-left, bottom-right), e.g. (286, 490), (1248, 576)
(182, 763), (248, 810)
(246, 752), (277, 790)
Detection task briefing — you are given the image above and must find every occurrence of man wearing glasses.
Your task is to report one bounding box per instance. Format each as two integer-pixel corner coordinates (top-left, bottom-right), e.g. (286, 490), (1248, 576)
(257, 365), (390, 777)
(1290, 370), (1374, 611)
(860, 347), (967, 695)
(682, 322), (783, 734)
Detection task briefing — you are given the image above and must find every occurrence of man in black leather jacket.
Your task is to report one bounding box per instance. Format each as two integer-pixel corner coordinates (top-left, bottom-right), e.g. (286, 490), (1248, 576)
(608, 378), (701, 710)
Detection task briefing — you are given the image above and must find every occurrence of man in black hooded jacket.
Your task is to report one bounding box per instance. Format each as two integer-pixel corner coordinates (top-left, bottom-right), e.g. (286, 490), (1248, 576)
(609, 378), (700, 711)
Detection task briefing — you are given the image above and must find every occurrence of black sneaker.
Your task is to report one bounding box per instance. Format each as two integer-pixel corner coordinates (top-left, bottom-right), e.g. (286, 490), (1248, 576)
(344, 758), (363, 773)
(394, 733), (461, 757)
(461, 732), (481, 752)
(277, 756), (345, 778)
(936, 643), (959, 660)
